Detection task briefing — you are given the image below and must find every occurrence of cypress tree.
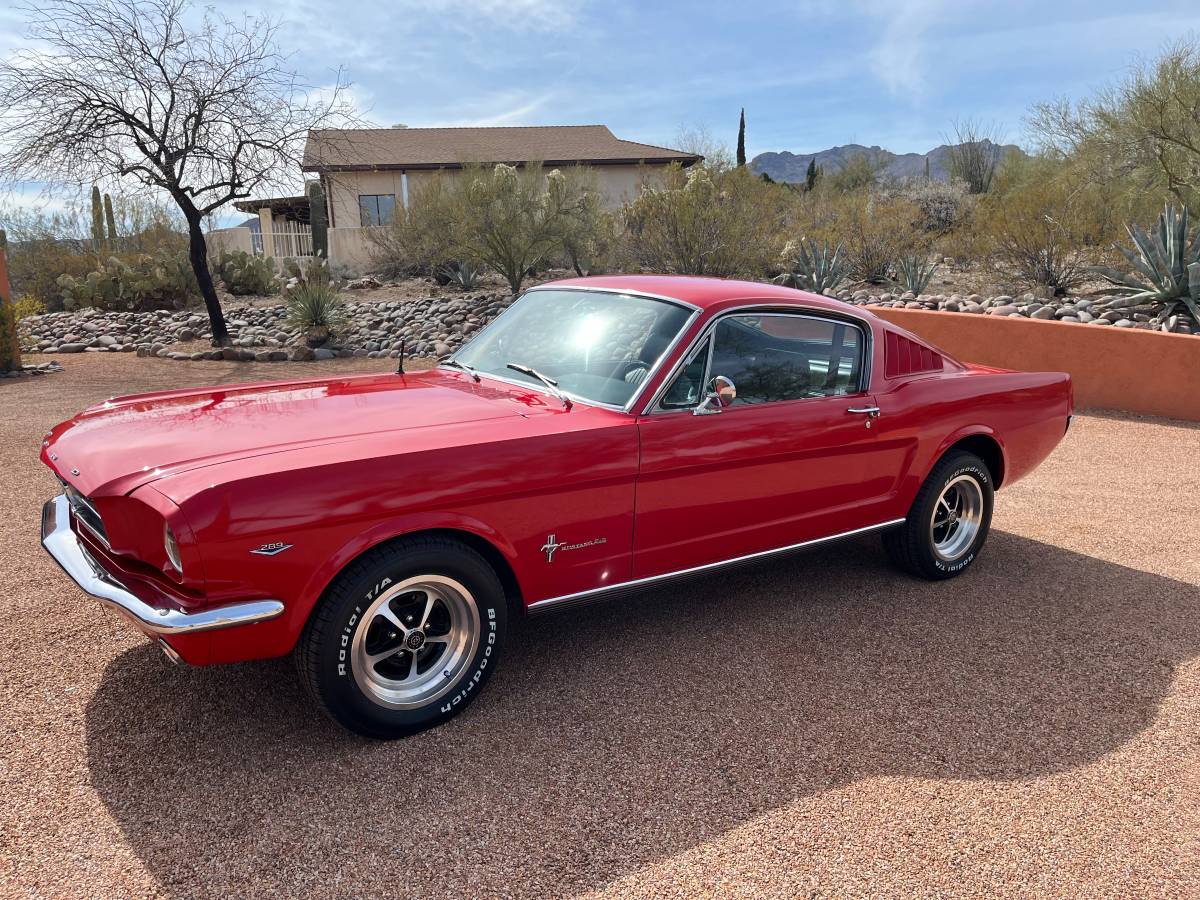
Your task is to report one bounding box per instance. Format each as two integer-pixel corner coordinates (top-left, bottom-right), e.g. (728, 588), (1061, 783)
(736, 108), (746, 167)
(805, 158), (818, 191)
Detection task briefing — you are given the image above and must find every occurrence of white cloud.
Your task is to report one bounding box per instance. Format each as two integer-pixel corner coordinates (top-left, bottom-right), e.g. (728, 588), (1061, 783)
(858, 0), (950, 96)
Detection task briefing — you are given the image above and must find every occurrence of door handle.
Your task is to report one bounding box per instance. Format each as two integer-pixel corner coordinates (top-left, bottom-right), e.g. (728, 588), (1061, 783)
(847, 406), (881, 418)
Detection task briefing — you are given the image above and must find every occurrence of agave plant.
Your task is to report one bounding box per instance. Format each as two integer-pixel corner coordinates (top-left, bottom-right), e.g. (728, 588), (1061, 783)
(443, 260), (483, 290)
(773, 238), (847, 294)
(897, 254), (940, 296)
(1092, 204), (1200, 325)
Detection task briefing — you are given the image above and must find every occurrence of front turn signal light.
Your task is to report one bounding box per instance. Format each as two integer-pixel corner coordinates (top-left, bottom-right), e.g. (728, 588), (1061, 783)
(164, 523), (183, 575)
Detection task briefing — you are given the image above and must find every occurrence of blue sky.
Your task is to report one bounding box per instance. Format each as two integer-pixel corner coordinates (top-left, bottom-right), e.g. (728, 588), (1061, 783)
(2, 0), (1198, 212)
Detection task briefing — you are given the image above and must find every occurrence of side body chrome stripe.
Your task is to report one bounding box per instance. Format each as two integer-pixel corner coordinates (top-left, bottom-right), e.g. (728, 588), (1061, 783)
(526, 517), (906, 614)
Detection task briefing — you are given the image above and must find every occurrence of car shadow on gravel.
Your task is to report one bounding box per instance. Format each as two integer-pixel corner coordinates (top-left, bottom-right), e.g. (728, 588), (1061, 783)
(85, 530), (1198, 898)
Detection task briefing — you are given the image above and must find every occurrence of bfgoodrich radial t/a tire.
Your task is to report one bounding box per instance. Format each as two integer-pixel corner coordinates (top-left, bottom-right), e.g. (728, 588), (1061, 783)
(297, 536), (506, 739)
(883, 450), (994, 580)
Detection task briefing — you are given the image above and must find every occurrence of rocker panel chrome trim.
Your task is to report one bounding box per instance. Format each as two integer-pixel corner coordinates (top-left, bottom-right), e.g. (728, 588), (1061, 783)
(526, 518), (906, 614)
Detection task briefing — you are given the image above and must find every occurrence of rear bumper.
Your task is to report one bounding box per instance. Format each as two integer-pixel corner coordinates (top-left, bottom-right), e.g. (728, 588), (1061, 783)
(41, 494), (285, 636)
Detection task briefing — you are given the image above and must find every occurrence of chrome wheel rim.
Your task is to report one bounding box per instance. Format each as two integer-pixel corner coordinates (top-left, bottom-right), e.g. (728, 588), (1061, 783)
(351, 575), (480, 710)
(930, 474), (984, 562)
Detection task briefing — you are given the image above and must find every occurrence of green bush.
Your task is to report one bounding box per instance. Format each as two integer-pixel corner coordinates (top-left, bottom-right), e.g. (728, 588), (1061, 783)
(0, 301), (20, 372)
(57, 251), (198, 311)
(12, 295), (45, 319)
(623, 163), (787, 277)
(211, 249), (276, 295)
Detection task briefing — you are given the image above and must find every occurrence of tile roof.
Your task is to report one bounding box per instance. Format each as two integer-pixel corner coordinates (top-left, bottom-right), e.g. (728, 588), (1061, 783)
(302, 125), (700, 170)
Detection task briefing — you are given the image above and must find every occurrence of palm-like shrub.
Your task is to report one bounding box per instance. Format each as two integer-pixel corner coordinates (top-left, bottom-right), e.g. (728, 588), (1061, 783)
(286, 261), (345, 346)
(898, 255), (940, 296)
(773, 238), (847, 293)
(1092, 204), (1200, 323)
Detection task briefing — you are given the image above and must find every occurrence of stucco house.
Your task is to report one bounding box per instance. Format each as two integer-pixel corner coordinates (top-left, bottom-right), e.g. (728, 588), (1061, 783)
(214, 124), (699, 269)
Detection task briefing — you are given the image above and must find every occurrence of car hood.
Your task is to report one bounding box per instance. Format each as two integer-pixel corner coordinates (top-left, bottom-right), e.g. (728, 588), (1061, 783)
(42, 369), (552, 496)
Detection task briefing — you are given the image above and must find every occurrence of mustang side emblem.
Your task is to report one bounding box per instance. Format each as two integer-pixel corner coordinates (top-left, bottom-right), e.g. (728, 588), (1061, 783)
(251, 542), (293, 557)
(540, 533), (606, 563)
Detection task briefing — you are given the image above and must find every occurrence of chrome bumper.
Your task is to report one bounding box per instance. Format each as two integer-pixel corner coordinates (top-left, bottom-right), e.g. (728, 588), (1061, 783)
(41, 494), (285, 635)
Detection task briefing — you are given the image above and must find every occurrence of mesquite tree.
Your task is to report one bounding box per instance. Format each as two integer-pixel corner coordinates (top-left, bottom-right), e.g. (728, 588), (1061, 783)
(0, 0), (352, 345)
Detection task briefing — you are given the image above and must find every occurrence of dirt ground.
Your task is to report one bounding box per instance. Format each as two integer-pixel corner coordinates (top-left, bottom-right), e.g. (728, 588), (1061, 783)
(2, 354), (1197, 898)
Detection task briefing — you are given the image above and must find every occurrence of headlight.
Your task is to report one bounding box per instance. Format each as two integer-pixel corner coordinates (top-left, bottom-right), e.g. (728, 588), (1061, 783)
(164, 523), (183, 574)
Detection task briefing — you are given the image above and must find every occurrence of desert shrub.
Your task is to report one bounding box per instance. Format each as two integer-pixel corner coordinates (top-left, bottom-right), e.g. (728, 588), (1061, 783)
(211, 249), (276, 295)
(841, 195), (921, 283)
(12, 295), (45, 319)
(1092, 204), (1200, 324)
(974, 159), (1091, 294)
(457, 163), (603, 293)
(366, 175), (459, 279)
(899, 177), (968, 233)
(56, 250), (198, 310)
(0, 198), (187, 309)
(1032, 39), (1200, 212)
(827, 152), (887, 194)
(773, 239), (848, 293)
(623, 163), (787, 277)
(0, 301), (20, 371)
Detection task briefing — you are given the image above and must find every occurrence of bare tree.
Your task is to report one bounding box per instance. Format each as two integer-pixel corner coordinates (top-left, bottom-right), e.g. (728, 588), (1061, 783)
(0, 0), (353, 344)
(945, 119), (1005, 194)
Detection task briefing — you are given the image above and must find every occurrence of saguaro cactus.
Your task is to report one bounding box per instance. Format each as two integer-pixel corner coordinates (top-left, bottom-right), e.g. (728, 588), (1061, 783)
(0, 229), (22, 372)
(90, 186), (105, 250)
(104, 193), (118, 249)
(308, 181), (329, 260)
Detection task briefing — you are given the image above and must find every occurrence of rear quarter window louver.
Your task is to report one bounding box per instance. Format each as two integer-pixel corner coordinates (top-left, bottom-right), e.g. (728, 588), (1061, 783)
(884, 331), (944, 379)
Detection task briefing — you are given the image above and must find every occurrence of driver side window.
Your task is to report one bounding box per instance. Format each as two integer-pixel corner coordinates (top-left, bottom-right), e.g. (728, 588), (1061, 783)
(660, 313), (864, 409)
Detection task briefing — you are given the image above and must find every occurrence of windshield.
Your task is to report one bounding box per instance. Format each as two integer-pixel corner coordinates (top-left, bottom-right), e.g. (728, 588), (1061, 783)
(449, 289), (694, 408)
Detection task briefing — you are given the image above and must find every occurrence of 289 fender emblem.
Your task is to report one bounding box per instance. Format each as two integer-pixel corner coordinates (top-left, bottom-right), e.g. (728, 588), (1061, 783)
(250, 542), (293, 556)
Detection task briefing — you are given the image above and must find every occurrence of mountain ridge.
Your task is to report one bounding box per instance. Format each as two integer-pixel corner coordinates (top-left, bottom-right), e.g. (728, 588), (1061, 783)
(750, 140), (1023, 183)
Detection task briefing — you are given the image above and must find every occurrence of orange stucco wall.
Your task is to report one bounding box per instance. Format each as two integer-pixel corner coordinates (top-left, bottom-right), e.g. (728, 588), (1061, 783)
(873, 308), (1200, 422)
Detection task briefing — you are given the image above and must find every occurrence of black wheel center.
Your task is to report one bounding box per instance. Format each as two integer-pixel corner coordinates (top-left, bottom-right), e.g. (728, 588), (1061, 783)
(405, 631), (426, 651)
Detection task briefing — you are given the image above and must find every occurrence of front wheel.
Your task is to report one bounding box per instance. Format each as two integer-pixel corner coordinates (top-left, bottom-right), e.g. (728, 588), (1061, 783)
(297, 536), (506, 739)
(883, 450), (994, 580)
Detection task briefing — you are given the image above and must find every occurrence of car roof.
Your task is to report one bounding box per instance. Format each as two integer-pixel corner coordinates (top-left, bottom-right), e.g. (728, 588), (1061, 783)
(540, 274), (872, 317)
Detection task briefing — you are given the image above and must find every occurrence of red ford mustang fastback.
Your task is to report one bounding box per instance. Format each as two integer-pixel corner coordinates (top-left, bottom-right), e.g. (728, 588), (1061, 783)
(40, 276), (1072, 737)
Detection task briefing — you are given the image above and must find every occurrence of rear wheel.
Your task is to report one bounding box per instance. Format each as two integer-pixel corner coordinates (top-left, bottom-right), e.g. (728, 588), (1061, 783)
(297, 536), (506, 739)
(883, 450), (993, 580)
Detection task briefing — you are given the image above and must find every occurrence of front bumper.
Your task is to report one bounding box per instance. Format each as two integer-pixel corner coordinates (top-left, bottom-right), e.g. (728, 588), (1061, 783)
(41, 494), (285, 636)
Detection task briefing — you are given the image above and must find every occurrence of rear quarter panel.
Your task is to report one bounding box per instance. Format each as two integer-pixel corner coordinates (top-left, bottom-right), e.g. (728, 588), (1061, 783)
(874, 366), (1072, 514)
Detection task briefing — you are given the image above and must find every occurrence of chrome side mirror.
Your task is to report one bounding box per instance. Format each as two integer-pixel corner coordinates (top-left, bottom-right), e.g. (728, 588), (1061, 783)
(693, 375), (736, 415)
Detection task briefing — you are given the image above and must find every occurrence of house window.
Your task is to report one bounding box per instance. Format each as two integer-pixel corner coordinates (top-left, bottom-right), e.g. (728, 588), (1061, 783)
(358, 194), (396, 226)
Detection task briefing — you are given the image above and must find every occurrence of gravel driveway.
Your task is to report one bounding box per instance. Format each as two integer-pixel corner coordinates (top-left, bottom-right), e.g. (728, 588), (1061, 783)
(2, 355), (1198, 898)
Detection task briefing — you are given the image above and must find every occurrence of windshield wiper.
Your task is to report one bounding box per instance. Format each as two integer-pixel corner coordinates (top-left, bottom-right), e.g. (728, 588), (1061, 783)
(507, 363), (573, 410)
(440, 358), (481, 382)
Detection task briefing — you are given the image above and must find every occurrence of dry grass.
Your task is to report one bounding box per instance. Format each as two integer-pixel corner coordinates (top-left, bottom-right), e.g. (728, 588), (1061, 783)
(2, 354), (1198, 898)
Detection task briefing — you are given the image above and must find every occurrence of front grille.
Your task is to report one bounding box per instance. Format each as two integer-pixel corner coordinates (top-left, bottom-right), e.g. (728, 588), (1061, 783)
(60, 480), (110, 548)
